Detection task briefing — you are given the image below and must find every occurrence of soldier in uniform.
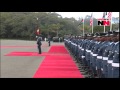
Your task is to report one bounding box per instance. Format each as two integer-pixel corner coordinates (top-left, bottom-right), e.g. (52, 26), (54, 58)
(100, 33), (113, 78)
(85, 34), (91, 67)
(80, 35), (88, 69)
(107, 31), (119, 78)
(101, 32), (113, 78)
(97, 33), (112, 78)
(90, 34), (98, 77)
(77, 36), (84, 63)
(92, 33), (105, 77)
(89, 33), (98, 77)
(112, 33), (119, 78)
(91, 34), (103, 77)
(75, 36), (81, 61)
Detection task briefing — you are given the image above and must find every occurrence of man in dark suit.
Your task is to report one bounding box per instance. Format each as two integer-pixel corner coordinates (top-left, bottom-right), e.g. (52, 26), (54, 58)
(48, 35), (51, 46)
(37, 35), (42, 54)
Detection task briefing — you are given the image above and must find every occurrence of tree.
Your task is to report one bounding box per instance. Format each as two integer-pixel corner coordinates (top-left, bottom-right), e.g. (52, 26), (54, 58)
(1, 12), (118, 40)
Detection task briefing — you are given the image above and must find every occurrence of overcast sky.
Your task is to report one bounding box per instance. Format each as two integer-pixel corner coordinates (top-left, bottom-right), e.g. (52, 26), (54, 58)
(56, 12), (119, 20)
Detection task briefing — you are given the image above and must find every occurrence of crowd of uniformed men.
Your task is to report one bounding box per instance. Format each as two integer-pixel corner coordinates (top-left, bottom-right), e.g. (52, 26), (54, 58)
(64, 30), (119, 78)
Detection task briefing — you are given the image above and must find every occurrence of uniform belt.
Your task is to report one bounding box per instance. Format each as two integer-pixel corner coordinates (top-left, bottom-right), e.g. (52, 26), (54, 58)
(81, 49), (84, 51)
(109, 51), (112, 53)
(107, 60), (113, 64)
(82, 56), (85, 58)
(75, 44), (77, 46)
(103, 57), (108, 60)
(115, 50), (117, 53)
(91, 52), (93, 55)
(92, 54), (97, 56)
(112, 63), (119, 67)
(86, 50), (90, 52)
(101, 68), (103, 71)
(74, 44), (76, 46)
(97, 56), (102, 59)
(87, 50), (91, 52)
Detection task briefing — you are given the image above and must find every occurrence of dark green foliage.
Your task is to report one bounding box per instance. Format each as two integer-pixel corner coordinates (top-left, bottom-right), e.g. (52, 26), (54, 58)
(0, 12), (119, 40)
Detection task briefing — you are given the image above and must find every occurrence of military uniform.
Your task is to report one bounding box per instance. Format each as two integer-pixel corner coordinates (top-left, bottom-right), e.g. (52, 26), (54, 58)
(85, 38), (91, 67)
(78, 38), (84, 61)
(80, 38), (88, 67)
(112, 42), (119, 78)
(89, 37), (98, 76)
(64, 31), (119, 78)
(107, 41), (119, 78)
(102, 41), (113, 78)
(90, 40), (98, 75)
(99, 41), (110, 77)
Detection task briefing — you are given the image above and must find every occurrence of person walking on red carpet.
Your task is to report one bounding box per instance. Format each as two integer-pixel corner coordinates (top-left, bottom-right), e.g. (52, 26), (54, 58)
(48, 35), (51, 46)
(37, 35), (42, 54)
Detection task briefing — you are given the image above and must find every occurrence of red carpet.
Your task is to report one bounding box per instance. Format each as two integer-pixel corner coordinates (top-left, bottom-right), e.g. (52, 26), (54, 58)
(4, 45), (84, 78)
(33, 45), (84, 78)
(5, 52), (69, 56)
(48, 45), (69, 54)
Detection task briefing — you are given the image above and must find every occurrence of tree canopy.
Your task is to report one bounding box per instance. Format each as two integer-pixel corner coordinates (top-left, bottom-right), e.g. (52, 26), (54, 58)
(0, 12), (119, 40)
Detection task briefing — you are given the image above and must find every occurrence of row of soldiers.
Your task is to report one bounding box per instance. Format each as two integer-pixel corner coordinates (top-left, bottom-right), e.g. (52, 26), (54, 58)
(64, 30), (119, 78)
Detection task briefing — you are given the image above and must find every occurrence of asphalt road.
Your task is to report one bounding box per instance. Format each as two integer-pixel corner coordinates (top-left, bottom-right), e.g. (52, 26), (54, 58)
(0, 40), (64, 78)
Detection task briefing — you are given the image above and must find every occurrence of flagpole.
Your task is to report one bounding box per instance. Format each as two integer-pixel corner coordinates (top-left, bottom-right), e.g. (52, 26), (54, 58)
(36, 17), (39, 35)
(37, 17), (39, 29)
(104, 25), (105, 33)
(110, 13), (112, 31)
(103, 12), (106, 33)
(83, 18), (84, 36)
(92, 12), (93, 33)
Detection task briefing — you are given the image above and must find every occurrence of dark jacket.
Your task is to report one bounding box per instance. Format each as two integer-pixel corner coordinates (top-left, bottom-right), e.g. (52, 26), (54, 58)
(37, 37), (42, 45)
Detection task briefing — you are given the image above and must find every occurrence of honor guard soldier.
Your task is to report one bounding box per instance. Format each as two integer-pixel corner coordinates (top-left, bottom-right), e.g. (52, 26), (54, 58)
(101, 32), (113, 78)
(91, 33), (103, 77)
(96, 33), (111, 77)
(100, 33), (112, 78)
(112, 33), (119, 78)
(107, 30), (119, 78)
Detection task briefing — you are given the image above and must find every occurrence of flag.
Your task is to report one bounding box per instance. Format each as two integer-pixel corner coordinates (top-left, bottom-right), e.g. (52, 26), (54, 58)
(102, 12), (108, 33)
(79, 19), (84, 25)
(90, 13), (93, 33)
(36, 28), (40, 35)
(107, 12), (112, 31)
(81, 19), (84, 22)
(90, 13), (93, 26)
(107, 12), (112, 20)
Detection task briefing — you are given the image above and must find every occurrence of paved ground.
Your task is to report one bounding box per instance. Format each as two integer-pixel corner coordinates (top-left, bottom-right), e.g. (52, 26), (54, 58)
(0, 40), (64, 78)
